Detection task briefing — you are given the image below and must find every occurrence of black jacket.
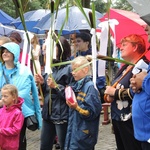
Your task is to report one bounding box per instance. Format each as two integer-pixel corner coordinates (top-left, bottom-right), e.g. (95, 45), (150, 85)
(41, 64), (74, 121)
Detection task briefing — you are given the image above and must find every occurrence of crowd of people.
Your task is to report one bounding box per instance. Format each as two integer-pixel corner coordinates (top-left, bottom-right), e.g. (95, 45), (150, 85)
(0, 13), (150, 150)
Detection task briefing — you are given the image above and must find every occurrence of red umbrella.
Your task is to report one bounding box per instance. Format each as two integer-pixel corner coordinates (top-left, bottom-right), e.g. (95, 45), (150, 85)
(100, 9), (149, 48)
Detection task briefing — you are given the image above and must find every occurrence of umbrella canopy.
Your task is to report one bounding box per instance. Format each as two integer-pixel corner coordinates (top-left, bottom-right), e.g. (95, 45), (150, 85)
(0, 24), (15, 36)
(0, 9), (15, 25)
(127, 0), (150, 25)
(126, 0), (150, 59)
(0, 24), (32, 52)
(11, 9), (50, 33)
(100, 9), (149, 48)
(34, 6), (103, 32)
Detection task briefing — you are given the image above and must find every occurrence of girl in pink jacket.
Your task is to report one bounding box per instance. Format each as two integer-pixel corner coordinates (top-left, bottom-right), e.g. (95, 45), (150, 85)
(0, 84), (24, 150)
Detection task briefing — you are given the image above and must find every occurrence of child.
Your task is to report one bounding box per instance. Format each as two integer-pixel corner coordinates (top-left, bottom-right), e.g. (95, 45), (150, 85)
(65, 56), (102, 150)
(0, 84), (24, 150)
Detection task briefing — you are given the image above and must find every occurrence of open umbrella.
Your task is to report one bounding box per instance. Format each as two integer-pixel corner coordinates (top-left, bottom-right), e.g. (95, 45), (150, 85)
(11, 9), (50, 34)
(0, 24), (27, 42)
(100, 9), (149, 49)
(126, 0), (150, 25)
(126, 0), (150, 59)
(34, 6), (103, 33)
(0, 9), (15, 25)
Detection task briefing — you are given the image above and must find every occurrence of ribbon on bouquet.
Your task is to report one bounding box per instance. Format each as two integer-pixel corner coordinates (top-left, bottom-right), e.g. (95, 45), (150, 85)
(22, 32), (33, 67)
(97, 19), (119, 77)
(90, 28), (97, 89)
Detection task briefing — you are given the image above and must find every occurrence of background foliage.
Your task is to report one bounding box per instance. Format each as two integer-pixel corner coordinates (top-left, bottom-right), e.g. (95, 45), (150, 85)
(0, 0), (132, 18)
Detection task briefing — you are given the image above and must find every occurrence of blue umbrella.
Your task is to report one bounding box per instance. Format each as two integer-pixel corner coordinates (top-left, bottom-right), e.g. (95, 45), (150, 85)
(34, 6), (103, 33)
(11, 9), (50, 34)
(0, 9), (15, 25)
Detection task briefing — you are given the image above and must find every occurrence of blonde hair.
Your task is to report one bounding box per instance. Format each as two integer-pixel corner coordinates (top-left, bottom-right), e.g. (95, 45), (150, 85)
(1, 84), (18, 103)
(71, 56), (92, 75)
(31, 34), (39, 45)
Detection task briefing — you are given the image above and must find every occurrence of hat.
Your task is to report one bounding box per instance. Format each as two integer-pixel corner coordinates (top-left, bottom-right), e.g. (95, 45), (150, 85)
(9, 32), (22, 43)
(0, 42), (20, 64)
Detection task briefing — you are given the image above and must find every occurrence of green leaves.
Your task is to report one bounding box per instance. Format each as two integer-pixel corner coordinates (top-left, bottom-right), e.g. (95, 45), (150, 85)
(97, 54), (134, 66)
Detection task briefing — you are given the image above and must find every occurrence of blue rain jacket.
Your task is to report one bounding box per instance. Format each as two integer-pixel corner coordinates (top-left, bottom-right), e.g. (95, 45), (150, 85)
(65, 76), (102, 150)
(132, 64), (150, 142)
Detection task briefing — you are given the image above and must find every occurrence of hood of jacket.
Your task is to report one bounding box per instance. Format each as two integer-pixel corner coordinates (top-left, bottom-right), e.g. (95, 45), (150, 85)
(3, 97), (24, 111)
(0, 42), (20, 64)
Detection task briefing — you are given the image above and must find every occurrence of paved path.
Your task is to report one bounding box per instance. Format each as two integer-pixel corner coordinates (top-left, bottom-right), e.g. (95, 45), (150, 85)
(27, 114), (117, 150)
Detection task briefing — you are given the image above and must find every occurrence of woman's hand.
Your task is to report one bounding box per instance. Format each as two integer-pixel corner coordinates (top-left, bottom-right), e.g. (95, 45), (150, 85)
(34, 74), (44, 84)
(105, 86), (116, 96)
(47, 77), (56, 89)
(104, 86), (116, 103)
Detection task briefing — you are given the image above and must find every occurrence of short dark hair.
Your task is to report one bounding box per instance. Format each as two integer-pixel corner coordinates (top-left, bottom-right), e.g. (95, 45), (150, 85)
(76, 32), (91, 48)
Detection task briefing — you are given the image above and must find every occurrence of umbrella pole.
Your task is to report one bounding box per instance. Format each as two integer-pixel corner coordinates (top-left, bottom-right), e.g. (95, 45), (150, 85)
(73, 33), (77, 58)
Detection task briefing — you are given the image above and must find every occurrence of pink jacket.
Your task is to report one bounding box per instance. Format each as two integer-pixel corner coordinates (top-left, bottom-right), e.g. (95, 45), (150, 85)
(0, 97), (24, 150)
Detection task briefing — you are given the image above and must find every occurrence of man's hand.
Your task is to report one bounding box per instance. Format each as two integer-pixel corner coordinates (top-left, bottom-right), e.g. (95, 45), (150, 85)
(130, 71), (147, 93)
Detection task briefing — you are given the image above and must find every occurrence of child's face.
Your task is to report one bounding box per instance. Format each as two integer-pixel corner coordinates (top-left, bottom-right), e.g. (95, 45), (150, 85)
(1, 89), (16, 107)
(71, 64), (88, 81)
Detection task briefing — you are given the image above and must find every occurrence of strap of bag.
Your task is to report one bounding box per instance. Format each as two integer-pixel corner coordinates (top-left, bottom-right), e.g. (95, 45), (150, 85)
(3, 70), (9, 84)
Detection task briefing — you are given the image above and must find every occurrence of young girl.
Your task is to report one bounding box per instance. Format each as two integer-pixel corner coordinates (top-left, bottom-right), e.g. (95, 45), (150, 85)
(0, 84), (24, 150)
(65, 56), (102, 150)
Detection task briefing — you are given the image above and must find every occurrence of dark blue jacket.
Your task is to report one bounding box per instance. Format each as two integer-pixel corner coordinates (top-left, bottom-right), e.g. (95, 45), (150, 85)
(111, 64), (133, 121)
(41, 64), (74, 121)
(65, 76), (102, 150)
